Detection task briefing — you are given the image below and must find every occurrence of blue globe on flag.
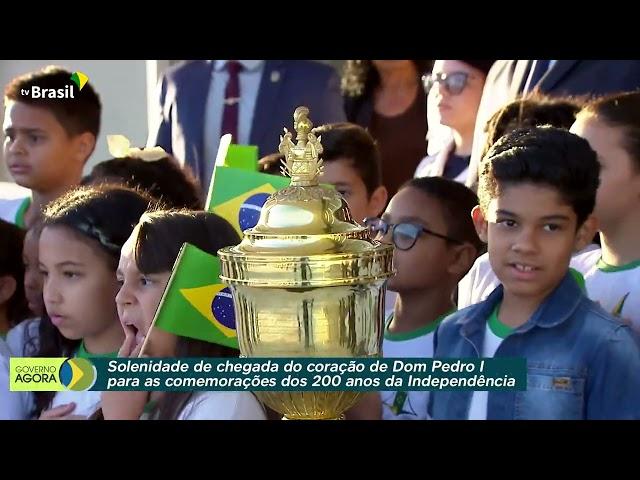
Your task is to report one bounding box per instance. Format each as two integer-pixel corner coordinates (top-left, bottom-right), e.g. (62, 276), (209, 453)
(211, 287), (236, 330)
(238, 193), (270, 231)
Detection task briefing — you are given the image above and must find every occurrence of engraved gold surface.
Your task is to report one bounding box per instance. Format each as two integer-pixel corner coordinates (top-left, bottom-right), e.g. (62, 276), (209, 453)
(218, 107), (394, 419)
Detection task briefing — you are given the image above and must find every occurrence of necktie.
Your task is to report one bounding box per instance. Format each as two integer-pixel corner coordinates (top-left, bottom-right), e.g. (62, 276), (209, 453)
(220, 60), (243, 141)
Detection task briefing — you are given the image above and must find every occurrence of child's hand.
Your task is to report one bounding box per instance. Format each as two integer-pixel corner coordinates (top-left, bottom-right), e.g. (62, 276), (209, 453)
(119, 324), (144, 358)
(106, 325), (150, 419)
(101, 391), (149, 420)
(39, 403), (77, 420)
(49, 414), (87, 420)
(131, 340), (146, 358)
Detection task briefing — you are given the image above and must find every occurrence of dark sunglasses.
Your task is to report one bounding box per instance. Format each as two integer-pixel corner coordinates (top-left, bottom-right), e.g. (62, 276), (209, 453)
(364, 217), (462, 251)
(422, 71), (472, 95)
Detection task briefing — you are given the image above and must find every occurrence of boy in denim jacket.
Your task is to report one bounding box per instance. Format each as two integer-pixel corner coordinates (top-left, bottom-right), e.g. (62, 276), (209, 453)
(429, 126), (640, 420)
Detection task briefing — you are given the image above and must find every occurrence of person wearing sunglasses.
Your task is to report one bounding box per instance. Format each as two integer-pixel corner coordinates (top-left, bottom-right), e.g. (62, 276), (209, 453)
(357, 176), (483, 420)
(415, 60), (494, 184)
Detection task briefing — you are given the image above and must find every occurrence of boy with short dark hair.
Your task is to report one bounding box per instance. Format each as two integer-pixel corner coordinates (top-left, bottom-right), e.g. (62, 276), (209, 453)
(374, 176), (483, 420)
(260, 122), (388, 224)
(430, 126), (640, 420)
(348, 176), (482, 420)
(2, 66), (101, 228)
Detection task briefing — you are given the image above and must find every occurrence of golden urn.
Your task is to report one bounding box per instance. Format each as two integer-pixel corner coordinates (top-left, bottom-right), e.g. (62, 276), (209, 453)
(218, 106), (394, 419)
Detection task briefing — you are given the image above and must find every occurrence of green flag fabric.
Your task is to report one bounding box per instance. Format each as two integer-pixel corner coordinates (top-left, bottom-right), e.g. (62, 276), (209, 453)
(153, 243), (238, 349)
(206, 165), (290, 238)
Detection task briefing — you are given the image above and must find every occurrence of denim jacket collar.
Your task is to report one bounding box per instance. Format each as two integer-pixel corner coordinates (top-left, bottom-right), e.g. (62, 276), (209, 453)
(456, 271), (583, 337)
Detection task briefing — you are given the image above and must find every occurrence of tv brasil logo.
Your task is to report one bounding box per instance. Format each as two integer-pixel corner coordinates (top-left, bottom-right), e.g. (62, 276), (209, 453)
(10, 357), (96, 392)
(20, 71), (89, 99)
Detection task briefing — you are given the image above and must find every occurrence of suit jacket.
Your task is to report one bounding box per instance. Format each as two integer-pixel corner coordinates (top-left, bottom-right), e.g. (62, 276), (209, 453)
(467, 60), (640, 188)
(147, 60), (346, 186)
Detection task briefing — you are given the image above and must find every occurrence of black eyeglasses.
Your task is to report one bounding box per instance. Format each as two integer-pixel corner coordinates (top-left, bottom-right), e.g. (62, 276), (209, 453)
(422, 71), (473, 95)
(364, 217), (462, 251)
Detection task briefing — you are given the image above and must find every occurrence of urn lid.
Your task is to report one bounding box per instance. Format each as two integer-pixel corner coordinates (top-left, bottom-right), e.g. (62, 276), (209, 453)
(218, 106), (394, 287)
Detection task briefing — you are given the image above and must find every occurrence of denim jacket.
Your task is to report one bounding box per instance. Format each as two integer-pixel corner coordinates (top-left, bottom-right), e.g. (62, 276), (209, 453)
(429, 272), (640, 419)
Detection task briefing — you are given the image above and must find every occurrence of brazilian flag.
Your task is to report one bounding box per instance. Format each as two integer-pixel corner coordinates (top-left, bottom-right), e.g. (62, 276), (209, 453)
(153, 243), (237, 348)
(205, 135), (290, 237)
(206, 165), (290, 238)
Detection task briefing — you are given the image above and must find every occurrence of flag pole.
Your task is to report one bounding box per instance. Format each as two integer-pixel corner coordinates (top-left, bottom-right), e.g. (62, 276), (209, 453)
(137, 243), (189, 358)
(205, 134), (232, 211)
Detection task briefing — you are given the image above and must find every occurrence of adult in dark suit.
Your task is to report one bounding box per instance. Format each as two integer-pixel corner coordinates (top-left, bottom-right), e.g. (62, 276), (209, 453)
(467, 60), (640, 189)
(147, 60), (346, 189)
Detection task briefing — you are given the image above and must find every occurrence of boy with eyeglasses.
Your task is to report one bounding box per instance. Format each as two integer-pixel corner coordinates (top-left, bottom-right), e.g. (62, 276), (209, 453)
(361, 176), (483, 419)
(416, 60), (494, 184)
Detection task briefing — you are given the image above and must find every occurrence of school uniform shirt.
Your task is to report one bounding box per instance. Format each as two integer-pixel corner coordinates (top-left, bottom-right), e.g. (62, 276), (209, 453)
(414, 140), (470, 184)
(142, 391), (267, 420)
(4, 319), (40, 418)
(467, 305), (511, 420)
(7, 318), (40, 357)
(49, 342), (118, 418)
(178, 391), (267, 420)
(380, 313), (450, 420)
(571, 249), (640, 333)
(431, 272), (640, 420)
(1, 337), (30, 419)
(0, 182), (31, 228)
(50, 388), (102, 418)
(457, 244), (601, 310)
(457, 252), (501, 310)
(384, 291), (397, 319)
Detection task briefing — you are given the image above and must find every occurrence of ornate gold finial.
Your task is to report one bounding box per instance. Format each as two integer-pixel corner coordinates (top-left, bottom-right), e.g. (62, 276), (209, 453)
(278, 106), (324, 186)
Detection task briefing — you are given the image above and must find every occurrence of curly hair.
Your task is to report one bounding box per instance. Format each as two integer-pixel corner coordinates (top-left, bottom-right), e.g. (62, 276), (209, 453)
(341, 60), (433, 98)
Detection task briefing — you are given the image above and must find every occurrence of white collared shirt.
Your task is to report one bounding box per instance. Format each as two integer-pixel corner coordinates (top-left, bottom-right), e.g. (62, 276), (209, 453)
(203, 60), (265, 187)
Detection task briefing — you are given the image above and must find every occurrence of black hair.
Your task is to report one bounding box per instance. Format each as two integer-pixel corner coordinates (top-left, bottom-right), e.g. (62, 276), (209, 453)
(260, 122), (383, 197)
(578, 90), (640, 172)
(132, 210), (244, 420)
(479, 126), (600, 227)
(0, 219), (30, 328)
(4, 65), (101, 140)
(83, 156), (203, 210)
(32, 184), (155, 415)
(341, 60), (433, 98)
(402, 176), (484, 254)
(482, 93), (583, 160)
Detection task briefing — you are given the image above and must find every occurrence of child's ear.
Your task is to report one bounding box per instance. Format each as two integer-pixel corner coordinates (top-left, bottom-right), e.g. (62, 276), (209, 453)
(368, 185), (389, 218)
(74, 132), (97, 164)
(575, 214), (599, 252)
(0, 275), (17, 305)
(471, 205), (488, 243)
(447, 243), (478, 279)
